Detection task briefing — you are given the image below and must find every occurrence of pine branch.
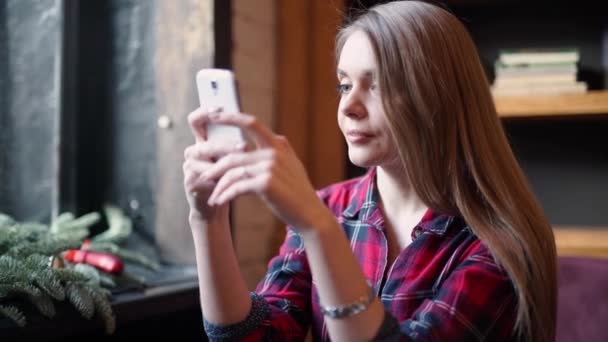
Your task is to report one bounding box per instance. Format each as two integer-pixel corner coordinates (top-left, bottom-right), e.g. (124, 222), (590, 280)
(27, 291), (56, 318)
(23, 255), (65, 301)
(53, 228), (90, 243)
(65, 282), (95, 320)
(0, 213), (17, 228)
(17, 222), (48, 235)
(0, 255), (22, 283)
(6, 235), (81, 259)
(32, 268), (65, 301)
(72, 263), (102, 286)
(0, 282), (41, 298)
(0, 305), (26, 327)
(49, 212), (75, 234)
(0, 207), (161, 335)
(91, 205), (132, 244)
(0, 226), (31, 255)
(50, 212), (100, 236)
(52, 268), (91, 283)
(84, 285), (116, 334)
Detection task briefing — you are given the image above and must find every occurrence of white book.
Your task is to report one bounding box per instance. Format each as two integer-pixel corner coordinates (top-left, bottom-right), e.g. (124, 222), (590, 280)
(499, 49), (580, 66)
(491, 81), (587, 96)
(494, 73), (577, 86)
(495, 63), (577, 77)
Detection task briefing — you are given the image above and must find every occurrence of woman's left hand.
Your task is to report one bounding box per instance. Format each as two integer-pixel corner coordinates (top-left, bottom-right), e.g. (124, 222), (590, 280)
(201, 111), (332, 232)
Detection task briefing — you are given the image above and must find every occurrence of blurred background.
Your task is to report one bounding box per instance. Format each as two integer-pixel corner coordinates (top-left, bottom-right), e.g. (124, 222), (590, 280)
(0, 0), (607, 340)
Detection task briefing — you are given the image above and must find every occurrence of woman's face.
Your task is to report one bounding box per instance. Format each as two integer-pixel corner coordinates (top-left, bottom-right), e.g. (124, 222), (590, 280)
(337, 30), (397, 169)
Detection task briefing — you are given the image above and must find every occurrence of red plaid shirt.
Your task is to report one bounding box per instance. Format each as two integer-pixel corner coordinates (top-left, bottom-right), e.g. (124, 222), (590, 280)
(204, 168), (517, 341)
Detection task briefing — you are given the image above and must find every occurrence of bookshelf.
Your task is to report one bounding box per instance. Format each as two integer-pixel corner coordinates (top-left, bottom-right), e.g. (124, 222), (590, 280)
(454, 1), (608, 259)
(348, 0), (608, 259)
(554, 226), (608, 258)
(495, 90), (608, 118)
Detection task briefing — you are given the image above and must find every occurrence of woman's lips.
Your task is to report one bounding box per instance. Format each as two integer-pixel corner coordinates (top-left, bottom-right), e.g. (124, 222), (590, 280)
(346, 130), (375, 144)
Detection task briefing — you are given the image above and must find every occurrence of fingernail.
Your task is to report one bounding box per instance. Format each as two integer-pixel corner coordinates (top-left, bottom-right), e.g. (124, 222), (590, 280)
(235, 142), (246, 150)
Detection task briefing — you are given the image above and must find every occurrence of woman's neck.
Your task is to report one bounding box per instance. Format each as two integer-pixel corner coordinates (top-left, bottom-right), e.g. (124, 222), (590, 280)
(376, 165), (427, 222)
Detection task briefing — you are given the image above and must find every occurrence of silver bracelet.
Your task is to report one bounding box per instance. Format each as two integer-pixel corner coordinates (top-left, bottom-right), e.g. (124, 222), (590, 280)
(320, 286), (377, 319)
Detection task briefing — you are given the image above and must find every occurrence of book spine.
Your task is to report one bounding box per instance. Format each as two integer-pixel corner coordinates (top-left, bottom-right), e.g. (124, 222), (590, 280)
(495, 64), (577, 77)
(499, 50), (580, 66)
(494, 74), (577, 86)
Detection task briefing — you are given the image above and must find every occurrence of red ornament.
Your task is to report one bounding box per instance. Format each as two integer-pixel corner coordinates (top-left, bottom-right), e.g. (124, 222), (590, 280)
(81, 239), (92, 249)
(64, 249), (124, 274)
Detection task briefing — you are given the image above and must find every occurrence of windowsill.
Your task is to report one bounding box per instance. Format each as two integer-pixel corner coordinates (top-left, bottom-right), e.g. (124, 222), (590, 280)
(1, 265), (201, 341)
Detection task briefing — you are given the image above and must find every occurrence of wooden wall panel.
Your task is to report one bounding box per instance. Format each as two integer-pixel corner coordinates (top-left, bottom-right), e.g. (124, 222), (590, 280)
(232, 0), (345, 288)
(232, 0), (278, 289)
(309, 0), (346, 189)
(277, 0), (345, 189)
(154, 0), (214, 264)
(277, 1), (312, 166)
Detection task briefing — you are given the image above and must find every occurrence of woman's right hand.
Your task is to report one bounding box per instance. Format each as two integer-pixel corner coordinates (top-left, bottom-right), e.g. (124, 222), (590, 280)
(183, 107), (245, 224)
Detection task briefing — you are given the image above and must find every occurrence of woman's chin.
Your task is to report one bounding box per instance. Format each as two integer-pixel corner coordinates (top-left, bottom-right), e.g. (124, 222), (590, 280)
(347, 151), (379, 169)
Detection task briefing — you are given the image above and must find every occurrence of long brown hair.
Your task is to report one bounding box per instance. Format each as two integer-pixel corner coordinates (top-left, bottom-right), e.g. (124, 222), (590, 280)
(336, 1), (557, 341)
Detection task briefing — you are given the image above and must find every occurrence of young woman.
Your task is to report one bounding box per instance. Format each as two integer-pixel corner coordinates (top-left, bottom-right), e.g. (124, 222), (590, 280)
(182, 1), (557, 341)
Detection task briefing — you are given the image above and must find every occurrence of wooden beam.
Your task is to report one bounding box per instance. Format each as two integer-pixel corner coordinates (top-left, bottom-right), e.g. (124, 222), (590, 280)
(276, 0), (346, 189)
(309, 0), (345, 189)
(277, 0), (312, 167)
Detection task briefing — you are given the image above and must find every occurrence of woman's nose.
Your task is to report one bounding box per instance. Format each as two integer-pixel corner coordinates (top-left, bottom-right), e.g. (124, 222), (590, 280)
(341, 88), (367, 119)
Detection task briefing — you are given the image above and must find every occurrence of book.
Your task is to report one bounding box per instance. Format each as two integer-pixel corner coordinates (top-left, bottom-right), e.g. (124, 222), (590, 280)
(494, 73), (577, 87)
(494, 61), (577, 77)
(499, 48), (579, 66)
(491, 81), (587, 96)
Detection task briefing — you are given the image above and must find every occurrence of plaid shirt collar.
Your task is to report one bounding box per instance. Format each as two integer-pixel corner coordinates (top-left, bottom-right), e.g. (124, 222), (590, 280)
(341, 167), (457, 237)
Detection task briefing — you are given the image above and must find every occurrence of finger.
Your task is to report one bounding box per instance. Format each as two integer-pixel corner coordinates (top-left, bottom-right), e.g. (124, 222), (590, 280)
(183, 158), (212, 175)
(202, 149), (273, 181)
(187, 107), (222, 143)
(212, 173), (269, 206)
(184, 161), (218, 194)
(184, 141), (247, 161)
(275, 135), (294, 153)
(207, 161), (269, 205)
(207, 111), (276, 148)
(190, 173), (218, 192)
(187, 107), (210, 143)
(183, 169), (199, 188)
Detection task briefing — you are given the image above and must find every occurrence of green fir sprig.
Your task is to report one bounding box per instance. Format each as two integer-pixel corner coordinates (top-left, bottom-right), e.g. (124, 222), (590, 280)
(0, 205), (160, 334)
(0, 214), (115, 333)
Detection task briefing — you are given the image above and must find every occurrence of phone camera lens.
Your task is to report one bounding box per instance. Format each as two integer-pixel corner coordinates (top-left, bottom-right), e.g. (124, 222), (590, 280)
(211, 80), (218, 90)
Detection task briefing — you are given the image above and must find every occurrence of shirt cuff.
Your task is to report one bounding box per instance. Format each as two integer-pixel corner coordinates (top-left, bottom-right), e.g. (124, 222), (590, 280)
(374, 309), (402, 341)
(203, 292), (270, 340)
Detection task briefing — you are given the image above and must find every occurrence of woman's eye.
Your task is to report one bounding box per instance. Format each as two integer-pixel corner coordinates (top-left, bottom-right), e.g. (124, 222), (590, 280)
(336, 84), (352, 94)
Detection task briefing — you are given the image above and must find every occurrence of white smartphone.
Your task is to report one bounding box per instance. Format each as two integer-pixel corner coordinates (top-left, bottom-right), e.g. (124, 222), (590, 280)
(196, 68), (246, 144)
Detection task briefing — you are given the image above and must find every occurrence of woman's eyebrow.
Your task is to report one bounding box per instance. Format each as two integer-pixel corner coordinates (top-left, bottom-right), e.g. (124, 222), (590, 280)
(337, 68), (375, 79)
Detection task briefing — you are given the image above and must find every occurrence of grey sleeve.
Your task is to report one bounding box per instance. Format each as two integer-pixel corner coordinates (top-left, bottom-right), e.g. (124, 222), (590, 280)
(203, 292), (270, 341)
